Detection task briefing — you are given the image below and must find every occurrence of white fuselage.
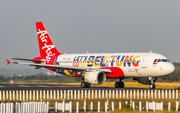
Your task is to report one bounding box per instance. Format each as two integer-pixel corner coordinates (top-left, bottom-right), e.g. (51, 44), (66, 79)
(55, 52), (175, 78)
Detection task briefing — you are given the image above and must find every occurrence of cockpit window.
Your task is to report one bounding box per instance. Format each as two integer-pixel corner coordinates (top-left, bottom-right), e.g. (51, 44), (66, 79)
(154, 59), (157, 62)
(162, 59), (167, 62)
(153, 59), (170, 63)
(157, 59), (161, 62)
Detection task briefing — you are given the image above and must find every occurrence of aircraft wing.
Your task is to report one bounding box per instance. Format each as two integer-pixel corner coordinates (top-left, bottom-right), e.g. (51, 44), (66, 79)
(30, 63), (112, 73)
(6, 59), (112, 73)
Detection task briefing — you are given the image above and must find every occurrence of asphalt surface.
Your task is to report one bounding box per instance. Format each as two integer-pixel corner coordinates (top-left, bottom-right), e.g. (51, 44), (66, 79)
(0, 84), (178, 91)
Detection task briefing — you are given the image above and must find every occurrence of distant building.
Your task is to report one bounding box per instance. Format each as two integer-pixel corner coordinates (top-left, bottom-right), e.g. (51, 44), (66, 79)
(47, 71), (52, 75)
(47, 71), (57, 76)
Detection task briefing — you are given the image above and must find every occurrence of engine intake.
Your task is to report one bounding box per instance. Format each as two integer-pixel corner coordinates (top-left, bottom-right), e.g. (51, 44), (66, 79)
(84, 71), (106, 84)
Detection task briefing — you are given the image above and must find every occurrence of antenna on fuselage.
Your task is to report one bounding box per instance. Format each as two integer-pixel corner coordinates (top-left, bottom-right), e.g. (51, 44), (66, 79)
(87, 51), (89, 54)
(150, 50), (152, 53)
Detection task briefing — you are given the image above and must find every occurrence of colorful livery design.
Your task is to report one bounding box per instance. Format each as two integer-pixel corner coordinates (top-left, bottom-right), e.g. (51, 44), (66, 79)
(7, 22), (175, 89)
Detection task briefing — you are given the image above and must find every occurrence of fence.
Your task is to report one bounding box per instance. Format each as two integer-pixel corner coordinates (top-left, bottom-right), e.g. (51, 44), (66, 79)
(0, 102), (49, 113)
(0, 89), (179, 101)
(54, 100), (180, 112)
(0, 89), (179, 112)
(0, 100), (179, 113)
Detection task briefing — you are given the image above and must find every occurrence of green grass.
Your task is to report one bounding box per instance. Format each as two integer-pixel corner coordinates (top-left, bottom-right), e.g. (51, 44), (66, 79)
(93, 82), (180, 89)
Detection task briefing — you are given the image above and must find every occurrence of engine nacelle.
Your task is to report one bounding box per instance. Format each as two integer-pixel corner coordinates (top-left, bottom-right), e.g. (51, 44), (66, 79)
(133, 77), (157, 85)
(84, 71), (106, 84)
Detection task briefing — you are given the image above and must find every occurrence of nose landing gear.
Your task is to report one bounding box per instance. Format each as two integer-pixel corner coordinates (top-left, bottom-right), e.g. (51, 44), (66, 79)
(149, 77), (156, 89)
(150, 84), (156, 89)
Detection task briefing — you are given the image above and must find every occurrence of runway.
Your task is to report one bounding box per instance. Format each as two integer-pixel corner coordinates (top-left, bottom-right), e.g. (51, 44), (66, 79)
(0, 84), (178, 91)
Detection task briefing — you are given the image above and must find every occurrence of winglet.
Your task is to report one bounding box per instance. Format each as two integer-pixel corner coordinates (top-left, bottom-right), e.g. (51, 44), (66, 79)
(6, 59), (11, 65)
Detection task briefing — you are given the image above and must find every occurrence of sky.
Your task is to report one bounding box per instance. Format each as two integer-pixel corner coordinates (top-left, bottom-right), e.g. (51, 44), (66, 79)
(1, 0), (180, 69)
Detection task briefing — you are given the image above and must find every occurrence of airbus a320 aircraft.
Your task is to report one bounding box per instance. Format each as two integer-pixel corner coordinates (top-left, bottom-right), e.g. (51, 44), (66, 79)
(6, 22), (175, 89)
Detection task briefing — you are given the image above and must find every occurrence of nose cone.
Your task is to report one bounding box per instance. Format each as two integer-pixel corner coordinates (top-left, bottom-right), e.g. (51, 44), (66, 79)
(165, 63), (175, 75)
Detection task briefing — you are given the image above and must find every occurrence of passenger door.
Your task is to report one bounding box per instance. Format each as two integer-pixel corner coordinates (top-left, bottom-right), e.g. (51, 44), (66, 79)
(142, 55), (149, 68)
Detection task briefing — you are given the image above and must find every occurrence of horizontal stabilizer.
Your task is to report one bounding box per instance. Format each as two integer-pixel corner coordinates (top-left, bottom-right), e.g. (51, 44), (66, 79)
(11, 58), (45, 63)
(6, 59), (11, 65)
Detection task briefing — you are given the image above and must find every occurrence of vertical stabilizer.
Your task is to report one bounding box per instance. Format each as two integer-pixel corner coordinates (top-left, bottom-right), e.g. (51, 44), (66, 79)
(36, 22), (61, 56)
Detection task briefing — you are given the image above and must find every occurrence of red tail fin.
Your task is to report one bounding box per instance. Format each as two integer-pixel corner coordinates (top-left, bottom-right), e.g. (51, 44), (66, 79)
(36, 22), (61, 56)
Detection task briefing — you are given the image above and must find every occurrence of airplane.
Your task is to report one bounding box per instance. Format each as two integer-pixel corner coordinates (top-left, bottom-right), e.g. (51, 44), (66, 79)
(6, 22), (175, 89)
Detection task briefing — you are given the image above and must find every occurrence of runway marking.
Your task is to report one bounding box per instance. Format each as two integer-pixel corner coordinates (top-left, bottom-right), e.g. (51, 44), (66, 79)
(18, 85), (33, 87)
(0, 86), (5, 87)
(56, 86), (79, 87)
(35, 85), (50, 87)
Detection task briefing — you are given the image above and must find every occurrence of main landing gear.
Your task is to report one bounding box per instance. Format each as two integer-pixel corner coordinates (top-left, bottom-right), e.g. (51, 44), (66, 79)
(81, 82), (91, 88)
(149, 77), (156, 89)
(115, 78), (124, 88)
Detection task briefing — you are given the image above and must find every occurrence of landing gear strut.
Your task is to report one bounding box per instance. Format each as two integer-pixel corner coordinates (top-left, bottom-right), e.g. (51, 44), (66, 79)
(115, 78), (124, 88)
(149, 77), (156, 89)
(81, 82), (91, 88)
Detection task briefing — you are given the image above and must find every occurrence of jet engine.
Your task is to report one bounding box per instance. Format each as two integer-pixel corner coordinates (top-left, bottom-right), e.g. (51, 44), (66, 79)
(84, 71), (106, 84)
(133, 77), (157, 85)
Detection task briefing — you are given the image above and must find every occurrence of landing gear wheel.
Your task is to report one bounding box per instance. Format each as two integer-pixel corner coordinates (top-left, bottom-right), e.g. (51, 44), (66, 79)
(115, 82), (120, 88)
(115, 78), (125, 88)
(81, 82), (91, 88)
(86, 83), (91, 88)
(120, 82), (124, 88)
(150, 84), (156, 89)
(115, 82), (124, 88)
(81, 82), (86, 88)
